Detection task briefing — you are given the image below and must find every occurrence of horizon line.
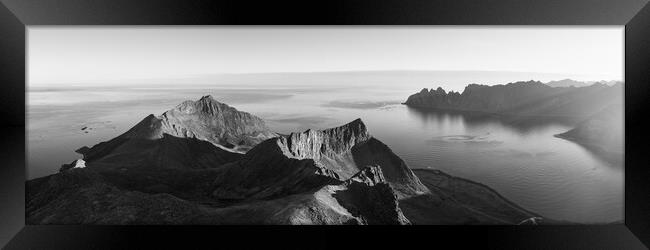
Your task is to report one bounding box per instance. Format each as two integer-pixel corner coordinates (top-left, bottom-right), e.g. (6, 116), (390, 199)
(29, 69), (622, 87)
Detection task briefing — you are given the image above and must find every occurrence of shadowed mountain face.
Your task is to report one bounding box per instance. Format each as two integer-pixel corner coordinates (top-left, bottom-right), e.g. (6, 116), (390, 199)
(404, 81), (623, 119)
(26, 165), (410, 225)
(555, 104), (624, 163)
(27, 97), (544, 225)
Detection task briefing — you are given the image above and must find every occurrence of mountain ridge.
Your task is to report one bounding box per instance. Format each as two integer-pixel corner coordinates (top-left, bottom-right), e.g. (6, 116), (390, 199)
(545, 79), (622, 88)
(403, 81), (622, 119)
(211, 118), (429, 200)
(29, 96), (547, 225)
(71, 96), (277, 170)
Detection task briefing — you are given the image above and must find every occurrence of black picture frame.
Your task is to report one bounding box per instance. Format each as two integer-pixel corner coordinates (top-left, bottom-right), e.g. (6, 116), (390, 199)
(1, 0), (649, 249)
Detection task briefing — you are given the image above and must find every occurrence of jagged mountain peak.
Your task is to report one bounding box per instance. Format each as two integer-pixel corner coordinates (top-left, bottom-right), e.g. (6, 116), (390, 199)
(280, 118), (371, 159)
(77, 96), (277, 165)
(346, 165), (386, 186)
(200, 94), (214, 100)
(196, 94), (223, 106)
(289, 118), (369, 142)
(155, 96), (277, 152)
(335, 118), (368, 136)
(170, 95), (237, 116)
(213, 117), (429, 200)
(339, 118), (368, 135)
(418, 87), (449, 95)
(405, 80), (622, 119)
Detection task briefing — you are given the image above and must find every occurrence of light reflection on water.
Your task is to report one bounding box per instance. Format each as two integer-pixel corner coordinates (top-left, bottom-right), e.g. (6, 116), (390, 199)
(27, 86), (623, 224)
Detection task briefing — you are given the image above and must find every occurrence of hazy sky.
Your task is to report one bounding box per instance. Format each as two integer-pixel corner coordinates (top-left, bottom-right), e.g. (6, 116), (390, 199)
(28, 26), (623, 86)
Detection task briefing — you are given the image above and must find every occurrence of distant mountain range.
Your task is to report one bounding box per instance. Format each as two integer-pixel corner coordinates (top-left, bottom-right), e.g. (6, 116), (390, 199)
(404, 80), (622, 119)
(27, 96), (543, 225)
(545, 79), (622, 88)
(404, 80), (624, 161)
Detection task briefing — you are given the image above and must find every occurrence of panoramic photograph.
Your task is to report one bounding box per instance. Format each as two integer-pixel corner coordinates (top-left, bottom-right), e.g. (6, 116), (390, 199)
(26, 27), (623, 225)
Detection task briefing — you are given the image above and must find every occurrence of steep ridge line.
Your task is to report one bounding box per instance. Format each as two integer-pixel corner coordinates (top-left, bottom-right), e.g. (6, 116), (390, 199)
(211, 118), (430, 201)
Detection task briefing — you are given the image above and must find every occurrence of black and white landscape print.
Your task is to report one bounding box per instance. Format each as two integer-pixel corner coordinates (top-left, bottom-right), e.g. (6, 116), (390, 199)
(27, 27), (623, 225)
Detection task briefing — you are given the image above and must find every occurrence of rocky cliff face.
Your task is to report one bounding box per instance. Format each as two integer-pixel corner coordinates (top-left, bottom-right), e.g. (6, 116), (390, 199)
(333, 166), (411, 225)
(280, 118), (370, 159)
(158, 95), (277, 152)
(211, 119), (429, 200)
(404, 81), (622, 118)
(27, 96), (544, 225)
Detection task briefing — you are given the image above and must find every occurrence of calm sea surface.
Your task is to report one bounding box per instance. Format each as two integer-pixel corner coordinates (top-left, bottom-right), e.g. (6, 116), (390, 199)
(28, 75), (623, 224)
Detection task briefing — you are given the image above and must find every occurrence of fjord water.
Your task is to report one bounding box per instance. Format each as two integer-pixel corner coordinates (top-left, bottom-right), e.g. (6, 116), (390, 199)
(28, 73), (623, 224)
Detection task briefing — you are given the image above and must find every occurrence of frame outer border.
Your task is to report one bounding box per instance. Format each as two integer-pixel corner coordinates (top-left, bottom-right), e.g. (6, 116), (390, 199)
(0, 0), (649, 249)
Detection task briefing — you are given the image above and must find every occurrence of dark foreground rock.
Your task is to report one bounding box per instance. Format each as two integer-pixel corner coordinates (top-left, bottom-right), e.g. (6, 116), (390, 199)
(26, 165), (409, 225)
(403, 169), (543, 224)
(27, 96), (546, 225)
